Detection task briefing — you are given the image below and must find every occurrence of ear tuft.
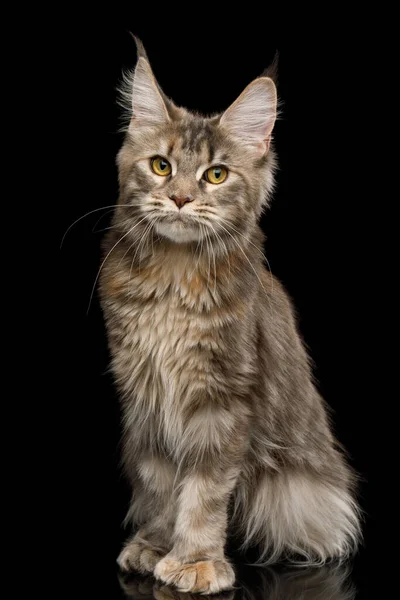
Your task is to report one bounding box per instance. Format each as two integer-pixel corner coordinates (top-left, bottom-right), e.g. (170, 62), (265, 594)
(129, 33), (150, 62)
(261, 51), (279, 86)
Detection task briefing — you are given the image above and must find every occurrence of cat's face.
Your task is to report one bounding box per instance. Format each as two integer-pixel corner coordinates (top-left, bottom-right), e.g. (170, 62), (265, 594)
(116, 54), (277, 248)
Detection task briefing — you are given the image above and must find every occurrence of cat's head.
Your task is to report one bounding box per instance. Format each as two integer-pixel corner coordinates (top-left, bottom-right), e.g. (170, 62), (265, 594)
(116, 39), (277, 248)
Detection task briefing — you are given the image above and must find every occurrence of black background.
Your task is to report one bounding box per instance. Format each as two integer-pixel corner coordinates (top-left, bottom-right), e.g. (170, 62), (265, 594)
(57, 11), (382, 598)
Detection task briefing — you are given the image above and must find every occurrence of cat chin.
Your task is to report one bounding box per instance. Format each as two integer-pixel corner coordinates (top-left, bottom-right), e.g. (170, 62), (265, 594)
(155, 221), (202, 243)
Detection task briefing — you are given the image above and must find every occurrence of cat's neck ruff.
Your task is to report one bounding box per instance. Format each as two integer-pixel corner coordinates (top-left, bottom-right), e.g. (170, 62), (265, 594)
(102, 228), (259, 313)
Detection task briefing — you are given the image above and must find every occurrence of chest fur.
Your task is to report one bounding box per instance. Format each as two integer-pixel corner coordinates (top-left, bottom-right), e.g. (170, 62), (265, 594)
(101, 250), (256, 451)
(103, 259), (241, 398)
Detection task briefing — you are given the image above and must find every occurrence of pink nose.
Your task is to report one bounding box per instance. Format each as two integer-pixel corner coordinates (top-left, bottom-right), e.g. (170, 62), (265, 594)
(169, 194), (194, 209)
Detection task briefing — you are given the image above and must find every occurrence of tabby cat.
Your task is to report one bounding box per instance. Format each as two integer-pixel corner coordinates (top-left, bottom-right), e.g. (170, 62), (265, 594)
(100, 39), (360, 594)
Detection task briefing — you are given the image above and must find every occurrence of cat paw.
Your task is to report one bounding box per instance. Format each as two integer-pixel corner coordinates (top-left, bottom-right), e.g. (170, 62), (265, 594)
(154, 555), (235, 594)
(118, 540), (166, 574)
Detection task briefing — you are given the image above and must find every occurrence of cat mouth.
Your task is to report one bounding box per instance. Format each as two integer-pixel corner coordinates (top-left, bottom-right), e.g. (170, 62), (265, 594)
(157, 212), (199, 226)
(154, 213), (202, 243)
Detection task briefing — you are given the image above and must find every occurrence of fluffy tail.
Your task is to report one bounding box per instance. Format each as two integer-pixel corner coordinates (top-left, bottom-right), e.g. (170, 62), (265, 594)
(232, 469), (362, 566)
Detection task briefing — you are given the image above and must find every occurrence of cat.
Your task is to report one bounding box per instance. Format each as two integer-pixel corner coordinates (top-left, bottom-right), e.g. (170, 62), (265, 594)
(99, 38), (361, 595)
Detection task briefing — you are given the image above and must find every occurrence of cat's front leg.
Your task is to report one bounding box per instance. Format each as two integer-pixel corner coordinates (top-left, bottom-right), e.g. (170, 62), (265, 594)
(118, 453), (177, 574)
(154, 402), (249, 594)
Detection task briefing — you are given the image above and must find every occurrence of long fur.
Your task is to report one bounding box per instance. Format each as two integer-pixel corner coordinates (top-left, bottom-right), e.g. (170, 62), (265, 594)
(100, 40), (361, 594)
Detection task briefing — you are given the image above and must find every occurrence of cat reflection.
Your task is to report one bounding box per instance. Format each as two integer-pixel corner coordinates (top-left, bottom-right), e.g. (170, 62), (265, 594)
(118, 563), (355, 600)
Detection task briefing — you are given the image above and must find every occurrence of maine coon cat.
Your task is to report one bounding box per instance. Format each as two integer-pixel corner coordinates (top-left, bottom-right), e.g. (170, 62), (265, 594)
(100, 39), (361, 594)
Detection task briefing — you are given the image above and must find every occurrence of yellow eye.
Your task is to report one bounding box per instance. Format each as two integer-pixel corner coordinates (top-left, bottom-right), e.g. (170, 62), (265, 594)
(151, 156), (172, 176)
(203, 166), (228, 185)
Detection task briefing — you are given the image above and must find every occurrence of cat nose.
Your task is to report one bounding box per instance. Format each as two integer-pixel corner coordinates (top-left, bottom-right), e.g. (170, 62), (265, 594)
(169, 194), (194, 209)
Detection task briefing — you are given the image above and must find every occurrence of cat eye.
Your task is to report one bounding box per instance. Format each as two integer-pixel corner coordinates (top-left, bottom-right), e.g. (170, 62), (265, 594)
(151, 156), (172, 176)
(203, 166), (228, 185)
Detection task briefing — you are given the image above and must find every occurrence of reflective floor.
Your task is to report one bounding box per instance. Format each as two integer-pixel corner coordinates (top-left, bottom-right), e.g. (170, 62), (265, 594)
(118, 562), (357, 599)
(95, 537), (370, 600)
(67, 514), (370, 598)
(69, 505), (371, 598)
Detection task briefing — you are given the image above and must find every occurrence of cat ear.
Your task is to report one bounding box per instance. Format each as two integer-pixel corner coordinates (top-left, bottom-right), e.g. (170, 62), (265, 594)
(131, 57), (170, 126)
(219, 77), (277, 155)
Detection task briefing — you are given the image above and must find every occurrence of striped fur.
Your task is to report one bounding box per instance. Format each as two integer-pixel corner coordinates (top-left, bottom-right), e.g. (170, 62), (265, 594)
(100, 42), (361, 594)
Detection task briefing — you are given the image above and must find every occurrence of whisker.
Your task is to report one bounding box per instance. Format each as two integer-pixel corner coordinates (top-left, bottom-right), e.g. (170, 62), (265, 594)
(123, 217), (157, 268)
(130, 223), (152, 277)
(216, 222), (273, 312)
(150, 217), (156, 255)
(215, 216), (274, 297)
(215, 217), (271, 268)
(92, 215), (138, 235)
(194, 208), (218, 215)
(204, 224), (211, 290)
(91, 221), (126, 235)
(60, 202), (160, 248)
(204, 220), (231, 282)
(129, 217), (157, 288)
(87, 214), (150, 314)
(91, 209), (115, 233)
(207, 227), (217, 296)
(117, 228), (140, 269)
(188, 232), (202, 281)
(60, 204), (135, 248)
(193, 224), (205, 277)
(138, 219), (157, 272)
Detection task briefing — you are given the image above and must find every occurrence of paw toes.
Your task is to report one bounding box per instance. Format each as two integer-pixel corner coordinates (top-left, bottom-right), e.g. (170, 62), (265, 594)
(117, 543), (140, 571)
(154, 556), (235, 594)
(118, 541), (165, 574)
(140, 547), (163, 572)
